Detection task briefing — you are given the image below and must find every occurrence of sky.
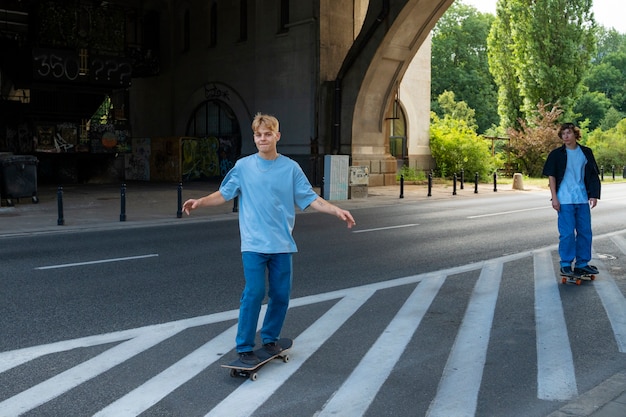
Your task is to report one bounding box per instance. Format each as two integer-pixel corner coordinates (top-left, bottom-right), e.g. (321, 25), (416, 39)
(461, 0), (625, 34)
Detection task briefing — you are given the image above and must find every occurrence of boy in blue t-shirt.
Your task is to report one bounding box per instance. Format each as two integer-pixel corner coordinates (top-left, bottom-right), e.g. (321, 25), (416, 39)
(183, 113), (356, 364)
(542, 122), (601, 276)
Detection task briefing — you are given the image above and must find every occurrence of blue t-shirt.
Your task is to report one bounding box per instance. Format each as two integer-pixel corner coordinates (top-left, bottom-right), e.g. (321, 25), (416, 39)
(557, 146), (588, 204)
(219, 154), (319, 253)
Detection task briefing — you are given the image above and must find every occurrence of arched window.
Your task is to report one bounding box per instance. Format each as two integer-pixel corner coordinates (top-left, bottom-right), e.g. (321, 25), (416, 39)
(185, 100), (241, 178)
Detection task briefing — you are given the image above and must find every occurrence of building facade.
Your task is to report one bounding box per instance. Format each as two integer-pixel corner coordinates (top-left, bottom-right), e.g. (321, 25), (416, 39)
(1, 0), (449, 187)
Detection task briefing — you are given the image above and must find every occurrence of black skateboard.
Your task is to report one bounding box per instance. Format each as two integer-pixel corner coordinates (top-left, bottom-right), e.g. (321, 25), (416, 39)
(221, 338), (293, 381)
(561, 270), (597, 286)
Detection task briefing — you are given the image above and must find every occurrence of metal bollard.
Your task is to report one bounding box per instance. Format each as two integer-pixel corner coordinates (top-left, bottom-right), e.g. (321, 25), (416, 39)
(233, 196), (239, 212)
(612, 165), (615, 181)
(601, 166), (604, 181)
(460, 169), (464, 190)
(427, 172), (432, 197)
(493, 172), (497, 192)
(453, 173), (457, 195)
(120, 183), (127, 222)
(57, 186), (64, 226)
(474, 172), (479, 194)
(399, 174), (404, 199)
(177, 182), (183, 218)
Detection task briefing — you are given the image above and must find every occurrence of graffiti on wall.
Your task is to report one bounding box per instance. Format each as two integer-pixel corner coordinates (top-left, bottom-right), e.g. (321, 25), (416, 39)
(181, 137), (220, 180)
(125, 137), (151, 180)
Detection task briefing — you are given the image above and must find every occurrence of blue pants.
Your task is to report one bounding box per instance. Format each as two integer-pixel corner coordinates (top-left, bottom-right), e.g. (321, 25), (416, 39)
(236, 252), (293, 353)
(557, 203), (592, 268)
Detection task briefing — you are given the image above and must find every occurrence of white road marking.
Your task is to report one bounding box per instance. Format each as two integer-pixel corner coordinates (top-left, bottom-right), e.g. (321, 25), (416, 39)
(534, 251), (578, 400)
(2, 231), (625, 416)
(93, 325), (239, 417)
(205, 288), (378, 417)
(0, 328), (185, 416)
(352, 223), (419, 233)
(34, 254), (159, 270)
(592, 262), (626, 353)
(427, 261), (503, 417)
(318, 274), (446, 417)
(467, 206), (548, 219)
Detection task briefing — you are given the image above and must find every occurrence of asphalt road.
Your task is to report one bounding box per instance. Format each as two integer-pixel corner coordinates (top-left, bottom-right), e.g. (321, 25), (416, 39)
(1, 184), (625, 416)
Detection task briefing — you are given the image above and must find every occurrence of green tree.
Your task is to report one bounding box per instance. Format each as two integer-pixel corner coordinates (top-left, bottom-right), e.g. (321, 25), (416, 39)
(573, 90), (612, 130)
(429, 93), (501, 179)
(585, 119), (626, 170)
(437, 91), (476, 128)
(488, 0), (596, 127)
(585, 52), (626, 112)
(506, 101), (563, 177)
(431, 2), (498, 133)
(598, 107), (625, 131)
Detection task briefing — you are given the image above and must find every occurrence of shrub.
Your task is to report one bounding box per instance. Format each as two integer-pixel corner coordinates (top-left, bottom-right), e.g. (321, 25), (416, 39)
(430, 113), (501, 180)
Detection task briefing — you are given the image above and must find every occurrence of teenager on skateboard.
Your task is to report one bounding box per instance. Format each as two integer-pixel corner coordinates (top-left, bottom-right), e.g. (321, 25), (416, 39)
(183, 113), (355, 366)
(542, 122), (601, 278)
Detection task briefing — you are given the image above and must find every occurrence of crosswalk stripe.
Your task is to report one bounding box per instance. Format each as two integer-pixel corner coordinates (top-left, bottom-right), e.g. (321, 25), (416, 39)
(427, 261), (503, 417)
(318, 274), (446, 416)
(592, 262), (626, 353)
(0, 328), (186, 416)
(534, 250), (578, 400)
(93, 325), (238, 417)
(1, 233), (624, 416)
(205, 288), (378, 417)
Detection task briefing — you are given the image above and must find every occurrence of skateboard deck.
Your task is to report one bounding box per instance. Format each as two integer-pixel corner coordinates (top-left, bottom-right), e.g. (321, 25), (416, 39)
(222, 338), (293, 381)
(561, 271), (597, 286)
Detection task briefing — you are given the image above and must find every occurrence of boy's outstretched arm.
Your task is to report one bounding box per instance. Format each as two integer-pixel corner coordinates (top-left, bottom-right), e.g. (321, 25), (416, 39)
(310, 197), (356, 228)
(182, 190), (227, 215)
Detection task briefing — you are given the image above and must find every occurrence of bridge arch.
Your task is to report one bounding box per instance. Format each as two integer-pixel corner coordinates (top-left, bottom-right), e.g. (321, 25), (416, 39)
(336, 0), (454, 185)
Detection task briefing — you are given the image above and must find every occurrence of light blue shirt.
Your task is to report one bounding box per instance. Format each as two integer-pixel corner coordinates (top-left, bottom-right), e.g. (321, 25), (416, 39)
(219, 154), (319, 253)
(557, 146), (588, 204)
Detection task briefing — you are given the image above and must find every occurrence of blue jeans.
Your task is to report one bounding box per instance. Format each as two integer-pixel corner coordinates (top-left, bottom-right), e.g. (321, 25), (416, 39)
(236, 252), (293, 353)
(557, 203), (592, 268)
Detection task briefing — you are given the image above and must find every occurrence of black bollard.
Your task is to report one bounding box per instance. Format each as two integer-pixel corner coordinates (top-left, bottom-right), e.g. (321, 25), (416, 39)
(57, 186), (64, 226)
(493, 172), (497, 192)
(233, 196), (239, 212)
(120, 183), (127, 222)
(474, 172), (479, 194)
(399, 174), (404, 199)
(427, 172), (432, 197)
(453, 173), (457, 195)
(177, 182), (183, 218)
(460, 169), (464, 190)
(601, 166), (604, 181)
(612, 165), (615, 181)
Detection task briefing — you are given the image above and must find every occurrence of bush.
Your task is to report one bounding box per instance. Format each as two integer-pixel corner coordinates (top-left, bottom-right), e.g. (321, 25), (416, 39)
(430, 113), (501, 180)
(585, 119), (626, 170)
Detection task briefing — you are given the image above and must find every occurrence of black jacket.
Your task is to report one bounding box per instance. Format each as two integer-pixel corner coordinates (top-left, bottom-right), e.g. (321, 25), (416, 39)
(542, 144), (601, 199)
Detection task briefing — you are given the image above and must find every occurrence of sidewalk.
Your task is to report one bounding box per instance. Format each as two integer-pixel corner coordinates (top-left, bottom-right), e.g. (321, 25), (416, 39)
(0, 180), (520, 237)
(0, 181), (624, 417)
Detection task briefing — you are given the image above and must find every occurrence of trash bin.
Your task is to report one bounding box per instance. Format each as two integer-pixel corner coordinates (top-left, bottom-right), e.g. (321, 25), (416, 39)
(0, 155), (39, 206)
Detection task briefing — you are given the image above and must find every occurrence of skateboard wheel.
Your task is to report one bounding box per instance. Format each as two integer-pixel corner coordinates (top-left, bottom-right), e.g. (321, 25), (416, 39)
(561, 277), (567, 284)
(282, 354), (290, 363)
(575, 279), (582, 286)
(250, 372), (258, 381)
(229, 369), (237, 378)
(590, 275), (596, 280)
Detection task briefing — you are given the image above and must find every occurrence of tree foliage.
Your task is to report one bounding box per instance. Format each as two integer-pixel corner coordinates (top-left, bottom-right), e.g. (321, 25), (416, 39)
(506, 101), (563, 177)
(431, 2), (498, 133)
(430, 93), (501, 179)
(585, 119), (626, 170)
(488, 0), (596, 128)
